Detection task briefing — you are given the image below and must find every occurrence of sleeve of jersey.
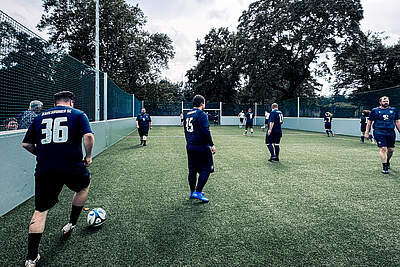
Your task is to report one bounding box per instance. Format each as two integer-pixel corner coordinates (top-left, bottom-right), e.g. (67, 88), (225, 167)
(199, 113), (214, 146)
(22, 123), (36, 144)
(80, 113), (93, 135)
(368, 110), (375, 121)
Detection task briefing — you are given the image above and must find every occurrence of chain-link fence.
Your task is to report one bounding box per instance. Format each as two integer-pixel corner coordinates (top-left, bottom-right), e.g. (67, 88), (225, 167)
(0, 10), (138, 131)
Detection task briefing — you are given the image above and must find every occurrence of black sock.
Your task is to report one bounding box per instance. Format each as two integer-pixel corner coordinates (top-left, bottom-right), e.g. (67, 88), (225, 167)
(267, 144), (275, 157)
(361, 136), (364, 142)
(326, 130), (329, 136)
(382, 163), (388, 168)
(27, 233), (42, 260)
(69, 205), (83, 225)
(274, 145), (280, 157)
(143, 140), (146, 145)
(140, 139), (143, 145)
(196, 170), (210, 192)
(188, 171), (196, 192)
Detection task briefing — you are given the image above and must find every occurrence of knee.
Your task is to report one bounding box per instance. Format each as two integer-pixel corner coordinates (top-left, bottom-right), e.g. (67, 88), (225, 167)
(388, 147), (394, 153)
(380, 147), (388, 153)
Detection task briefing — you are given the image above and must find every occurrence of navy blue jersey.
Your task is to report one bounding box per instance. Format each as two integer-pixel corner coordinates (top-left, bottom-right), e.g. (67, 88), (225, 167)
(136, 113), (151, 127)
(360, 115), (367, 125)
(184, 108), (214, 150)
(268, 109), (283, 133)
(246, 112), (254, 123)
(369, 107), (399, 134)
(22, 106), (92, 174)
(324, 116), (332, 124)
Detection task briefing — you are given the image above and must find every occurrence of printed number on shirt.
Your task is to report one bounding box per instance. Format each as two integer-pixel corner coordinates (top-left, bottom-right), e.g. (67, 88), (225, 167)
(186, 117), (194, 133)
(279, 113), (284, 123)
(41, 117), (68, 144)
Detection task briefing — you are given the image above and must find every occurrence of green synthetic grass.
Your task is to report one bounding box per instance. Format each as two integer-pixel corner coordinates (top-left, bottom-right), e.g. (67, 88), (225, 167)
(1, 126), (400, 266)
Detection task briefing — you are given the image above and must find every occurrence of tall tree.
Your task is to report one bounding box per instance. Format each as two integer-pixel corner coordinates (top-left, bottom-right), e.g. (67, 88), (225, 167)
(334, 32), (400, 93)
(237, 0), (364, 101)
(186, 27), (240, 102)
(38, 0), (174, 96)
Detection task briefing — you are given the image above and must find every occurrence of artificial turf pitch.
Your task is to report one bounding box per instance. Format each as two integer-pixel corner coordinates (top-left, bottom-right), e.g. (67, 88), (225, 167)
(1, 126), (399, 266)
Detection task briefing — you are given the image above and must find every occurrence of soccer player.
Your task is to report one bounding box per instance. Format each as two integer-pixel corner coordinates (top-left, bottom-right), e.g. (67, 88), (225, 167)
(22, 91), (94, 267)
(136, 108), (152, 146)
(324, 112), (334, 137)
(266, 103), (283, 162)
(244, 108), (255, 136)
(19, 100), (43, 129)
(366, 96), (400, 174)
(238, 110), (245, 128)
(184, 95), (216, 203)
(262, 110), (270, 131)
(360, 110), (374, 143)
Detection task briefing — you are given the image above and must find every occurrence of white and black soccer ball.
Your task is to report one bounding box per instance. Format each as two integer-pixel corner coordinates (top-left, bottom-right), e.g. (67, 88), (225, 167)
(87, 208), (107, 227)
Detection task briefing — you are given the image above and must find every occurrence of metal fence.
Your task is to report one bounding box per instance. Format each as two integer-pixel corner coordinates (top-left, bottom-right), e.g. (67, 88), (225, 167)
(0, 10), (139, 131)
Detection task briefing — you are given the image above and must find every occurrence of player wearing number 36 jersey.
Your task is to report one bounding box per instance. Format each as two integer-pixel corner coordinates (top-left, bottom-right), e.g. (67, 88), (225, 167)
(184, 95), (216, 203)
(22, 91), (94, 267)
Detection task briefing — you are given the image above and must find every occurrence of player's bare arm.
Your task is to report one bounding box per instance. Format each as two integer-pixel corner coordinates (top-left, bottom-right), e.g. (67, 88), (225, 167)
(211, 145), (216, 154)
(365, 120), (372, 139)
(22, 142), (37, 155)
(83, 133), (95, 166)
(268, 122), (275, 135)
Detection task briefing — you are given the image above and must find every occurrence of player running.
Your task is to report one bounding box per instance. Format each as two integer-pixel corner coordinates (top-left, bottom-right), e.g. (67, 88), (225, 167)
(360, 110), (374, 143)
(238, 110), (245, 128)
(324, 112), (334, 137)
(136, 108), (152, 146)
(266, 103), (283, 162)
(184, 95), (216, 203)
(22, 91), (94, 267)
(366, 96), (400, 174)
(244, 108), (255, 136)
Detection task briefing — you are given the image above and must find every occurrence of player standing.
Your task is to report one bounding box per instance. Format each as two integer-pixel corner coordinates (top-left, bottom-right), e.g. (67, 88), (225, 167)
(22, 91), (94, 267)
(238, 110), (245, 128)
(324, 112), (334, 137)
(366, 96), (400, 174)
(360, 110), (374, 143)
(266, 103), (283, 162)
(262, 110), (270, 131)
(136, 108), (152, 146)
(184, 95), (216, 202)
(244, 108), (254, 136)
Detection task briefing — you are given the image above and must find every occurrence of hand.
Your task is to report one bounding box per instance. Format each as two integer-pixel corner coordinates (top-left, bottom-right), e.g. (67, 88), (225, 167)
(84, 156), (92, 167)
(365, 132), (369, 139)
(150, 126), (152, 129)
(267, 130), (271, 136)
(211, 145), (216, 155)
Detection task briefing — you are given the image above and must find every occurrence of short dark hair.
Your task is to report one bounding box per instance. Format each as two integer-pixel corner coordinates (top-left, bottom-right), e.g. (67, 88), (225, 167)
(379, 96), (389, 103)
(192, 95), (205, 107)
(54, 91), (75, 104)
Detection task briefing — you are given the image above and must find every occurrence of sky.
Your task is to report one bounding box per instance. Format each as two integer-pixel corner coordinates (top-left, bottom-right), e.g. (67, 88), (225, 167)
(1, 0), (400, 95)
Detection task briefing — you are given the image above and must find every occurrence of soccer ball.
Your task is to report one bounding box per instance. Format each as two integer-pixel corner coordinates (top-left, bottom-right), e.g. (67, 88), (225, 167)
(87, 208), (107, 227)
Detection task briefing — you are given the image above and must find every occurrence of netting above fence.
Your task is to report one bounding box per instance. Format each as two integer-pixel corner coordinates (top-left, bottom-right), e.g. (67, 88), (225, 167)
(0, 10), (135, 131)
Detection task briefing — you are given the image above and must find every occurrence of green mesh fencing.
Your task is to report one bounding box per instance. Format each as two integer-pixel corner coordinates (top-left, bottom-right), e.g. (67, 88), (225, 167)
(134, 97), (142, 117)
(145, 102), (181, 116)
(0, 10), (134, 131)
(107, 77), (133, 119)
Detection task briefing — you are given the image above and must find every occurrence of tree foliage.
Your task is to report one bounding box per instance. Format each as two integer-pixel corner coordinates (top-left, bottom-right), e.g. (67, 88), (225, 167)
(186, 27), (240, 102)
(236, 0), (363, 101)
(334, 32), (400, 93)
(38, 0), (174, 97)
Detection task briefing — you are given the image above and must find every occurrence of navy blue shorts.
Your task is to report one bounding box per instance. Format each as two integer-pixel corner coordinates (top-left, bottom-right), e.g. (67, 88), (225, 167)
(374, 131), (396, 148)
(324, 123), (331, 130)
(187, 148), (214, 174)
(266, 132), (282, 144)
(34, 168), (90, 212)
(138, 126), (149, 136)
(245, 122), (253, 129)
(360, 124), (366, 132)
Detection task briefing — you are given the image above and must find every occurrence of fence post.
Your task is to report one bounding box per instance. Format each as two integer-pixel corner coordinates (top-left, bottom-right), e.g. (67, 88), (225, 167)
(142, 100), (144, 110)
(297, 97), (300, 130)
(132, 94), (135, 118)
(181, 101), (184, 114)
(254, 103), (257, 126)
(104, 73), (107, 121)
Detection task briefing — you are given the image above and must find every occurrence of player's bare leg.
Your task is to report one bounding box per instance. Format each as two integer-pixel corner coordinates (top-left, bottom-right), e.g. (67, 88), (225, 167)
(387, 147), (394, 169)
(63, 184), (90, 235)
(379, 147), (389, 174)
(26, 210), (48, 266)
(142, 135), (147, 146)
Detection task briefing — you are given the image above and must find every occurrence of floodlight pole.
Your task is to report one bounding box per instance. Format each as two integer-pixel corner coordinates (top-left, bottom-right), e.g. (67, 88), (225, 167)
(297, 97), (300, 118)
(104, 72), (107, 121)
(95, 0), (100, 121)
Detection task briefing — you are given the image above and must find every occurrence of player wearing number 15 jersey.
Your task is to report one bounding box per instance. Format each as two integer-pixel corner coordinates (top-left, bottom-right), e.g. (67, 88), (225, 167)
(266, 103), (283, 162)
(22, 91), (94, 267)
(184, 95), (216, 203)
